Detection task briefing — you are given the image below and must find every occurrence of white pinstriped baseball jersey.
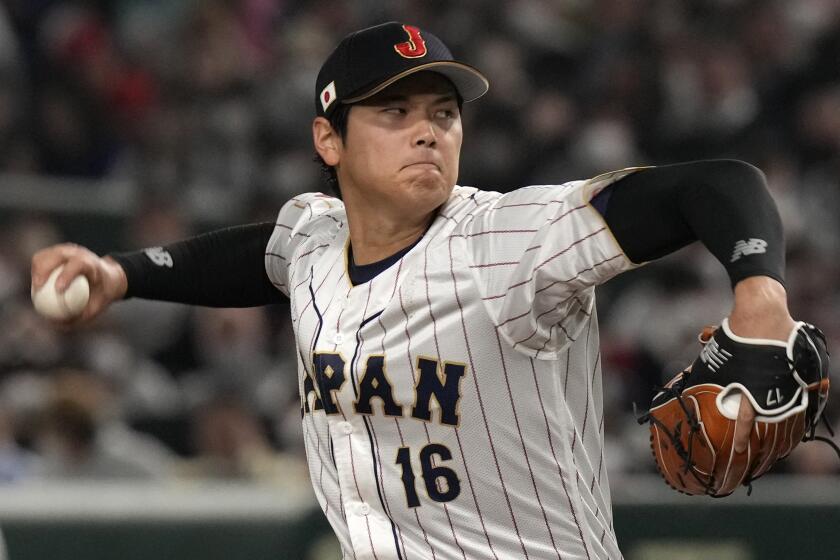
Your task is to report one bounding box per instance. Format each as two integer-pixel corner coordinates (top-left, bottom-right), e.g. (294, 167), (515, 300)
(265, 168), (642, 560)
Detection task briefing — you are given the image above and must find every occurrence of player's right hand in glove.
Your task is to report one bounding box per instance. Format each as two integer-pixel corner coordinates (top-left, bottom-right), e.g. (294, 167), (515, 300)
(639, 319), (833, 497)
(31, 243), (128, 324)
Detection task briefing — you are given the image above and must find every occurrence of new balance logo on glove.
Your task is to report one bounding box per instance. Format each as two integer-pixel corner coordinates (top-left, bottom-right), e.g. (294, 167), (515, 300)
(699, 337), (732, 372)
(731, 238), (767, 262)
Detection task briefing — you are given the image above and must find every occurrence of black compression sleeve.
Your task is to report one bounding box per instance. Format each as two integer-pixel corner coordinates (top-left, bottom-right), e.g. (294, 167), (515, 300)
(108, 222), (286, 307)
(596, 159), (785, 287)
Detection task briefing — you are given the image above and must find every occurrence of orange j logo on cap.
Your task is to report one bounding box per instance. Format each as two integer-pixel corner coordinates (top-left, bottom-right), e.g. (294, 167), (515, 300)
(394, 25), (427, 58)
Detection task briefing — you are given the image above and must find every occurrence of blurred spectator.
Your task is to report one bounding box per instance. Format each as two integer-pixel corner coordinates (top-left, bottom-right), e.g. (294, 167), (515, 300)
(180, 393), (292, 481)
(0, 301), (66, 372)
(33, 370), (174, 480)
(786, 433), (840, 475)
(0, 216), (63, 303)
(0, 403), (41, 482)
(0, 3), (31, 173)
(186, 307), (276, 402)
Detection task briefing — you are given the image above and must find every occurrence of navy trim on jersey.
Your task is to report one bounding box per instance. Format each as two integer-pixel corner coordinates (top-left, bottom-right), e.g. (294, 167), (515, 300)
(351, 309), (404, 560)
(363, 415), (405, 560)
(348, 237), (422, 286)
(309, 268), (329, 404)
(589, 185), (613, 216)
(349, 310), (384, 396)
(298, 268), (322, 420)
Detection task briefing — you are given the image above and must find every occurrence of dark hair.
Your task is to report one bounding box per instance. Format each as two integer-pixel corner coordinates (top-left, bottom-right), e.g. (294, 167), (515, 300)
(315, 103), (352, 199)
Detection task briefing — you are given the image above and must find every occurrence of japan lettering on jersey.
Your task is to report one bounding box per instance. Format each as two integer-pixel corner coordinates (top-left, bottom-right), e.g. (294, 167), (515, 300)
(265, 168), (643, 560)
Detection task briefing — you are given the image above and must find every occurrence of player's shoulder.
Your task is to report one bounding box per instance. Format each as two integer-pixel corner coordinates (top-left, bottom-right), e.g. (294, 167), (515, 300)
(445, 182), (582, 225)
(279, 191), (345, 215)
(458, 167), (647, 213)
(446, 168), (646, 233)
(488, 167), (645, 208)
(275, 191), (346, 240)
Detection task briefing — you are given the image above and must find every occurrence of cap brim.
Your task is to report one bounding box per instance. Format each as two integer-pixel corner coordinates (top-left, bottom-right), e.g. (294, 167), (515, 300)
(343, 61), (489, 105)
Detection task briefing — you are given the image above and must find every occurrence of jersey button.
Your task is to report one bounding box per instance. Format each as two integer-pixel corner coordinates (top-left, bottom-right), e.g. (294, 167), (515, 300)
(334, 333), (344, 344)
(338, 421), (353, 435)
(358, 503), (370, 516)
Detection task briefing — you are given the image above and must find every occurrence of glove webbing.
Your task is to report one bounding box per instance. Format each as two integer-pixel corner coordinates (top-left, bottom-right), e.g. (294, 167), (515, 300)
(635, 376), (722, 497)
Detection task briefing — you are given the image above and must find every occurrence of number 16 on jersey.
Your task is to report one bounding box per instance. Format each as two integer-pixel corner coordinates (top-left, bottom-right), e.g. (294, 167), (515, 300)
(395, 443), (461, 507)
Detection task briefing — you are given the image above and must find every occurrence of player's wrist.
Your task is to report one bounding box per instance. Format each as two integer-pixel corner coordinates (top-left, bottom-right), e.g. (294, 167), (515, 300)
(102, 255), (129, 301)
(729, 276), (794, 341)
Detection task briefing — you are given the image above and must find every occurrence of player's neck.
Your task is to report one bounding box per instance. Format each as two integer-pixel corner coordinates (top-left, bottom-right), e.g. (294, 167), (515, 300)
(345, 209), (433, 265)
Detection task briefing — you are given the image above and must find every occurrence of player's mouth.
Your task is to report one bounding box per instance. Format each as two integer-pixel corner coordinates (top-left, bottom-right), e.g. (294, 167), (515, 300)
(403, 161), (441, 171)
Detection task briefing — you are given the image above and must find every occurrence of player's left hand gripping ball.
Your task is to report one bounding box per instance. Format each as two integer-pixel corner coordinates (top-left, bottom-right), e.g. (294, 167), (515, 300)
(639, 319), (831, 496)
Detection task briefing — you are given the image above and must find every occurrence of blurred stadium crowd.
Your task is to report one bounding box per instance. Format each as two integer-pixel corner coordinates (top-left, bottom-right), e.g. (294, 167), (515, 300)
(1, 0), (839, 485)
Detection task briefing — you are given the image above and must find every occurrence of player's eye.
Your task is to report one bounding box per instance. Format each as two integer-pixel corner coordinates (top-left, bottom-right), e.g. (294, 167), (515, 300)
(383, 107), (406, 115)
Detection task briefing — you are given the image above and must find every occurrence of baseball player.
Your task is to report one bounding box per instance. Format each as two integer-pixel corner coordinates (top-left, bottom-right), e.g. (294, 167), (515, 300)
(32, 22), (802, 559)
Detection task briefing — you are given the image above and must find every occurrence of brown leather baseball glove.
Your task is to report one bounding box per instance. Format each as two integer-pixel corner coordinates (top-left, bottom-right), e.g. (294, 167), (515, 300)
(638, 320), (833, 497)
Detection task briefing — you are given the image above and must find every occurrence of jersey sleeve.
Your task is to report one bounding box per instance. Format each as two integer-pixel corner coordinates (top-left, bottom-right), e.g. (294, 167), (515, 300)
(264, 193), (343, 298)
(461, 168), (646, 359)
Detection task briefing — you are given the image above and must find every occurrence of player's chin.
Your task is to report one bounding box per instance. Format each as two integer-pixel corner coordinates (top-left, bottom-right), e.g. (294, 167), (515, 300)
(404, 177), (451, 206)
(404, 168), (453, 191)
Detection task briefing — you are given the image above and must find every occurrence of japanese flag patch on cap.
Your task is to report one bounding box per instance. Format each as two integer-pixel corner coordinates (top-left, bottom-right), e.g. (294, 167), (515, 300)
(320, 81), (337, 113)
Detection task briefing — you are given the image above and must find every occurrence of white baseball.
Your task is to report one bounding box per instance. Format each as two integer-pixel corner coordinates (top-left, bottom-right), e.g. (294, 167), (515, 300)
(31, 265), (90, 320)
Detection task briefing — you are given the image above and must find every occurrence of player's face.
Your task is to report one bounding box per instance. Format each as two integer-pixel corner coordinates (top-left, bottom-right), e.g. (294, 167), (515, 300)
(334, 72), (463, 218)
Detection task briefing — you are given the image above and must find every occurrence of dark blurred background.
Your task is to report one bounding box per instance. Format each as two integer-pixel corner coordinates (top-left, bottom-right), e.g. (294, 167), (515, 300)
(0, 1), (839, 558)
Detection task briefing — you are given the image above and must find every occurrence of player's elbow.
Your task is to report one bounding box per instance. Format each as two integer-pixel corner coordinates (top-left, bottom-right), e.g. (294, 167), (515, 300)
(704, 159), (768, 198)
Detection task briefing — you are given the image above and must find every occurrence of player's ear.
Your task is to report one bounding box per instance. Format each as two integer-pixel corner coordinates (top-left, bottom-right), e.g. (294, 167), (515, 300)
(313, 117), (341, 166)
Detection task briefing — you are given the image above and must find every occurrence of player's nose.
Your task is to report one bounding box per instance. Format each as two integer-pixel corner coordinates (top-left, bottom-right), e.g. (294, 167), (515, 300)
(412, 118), (437, 147)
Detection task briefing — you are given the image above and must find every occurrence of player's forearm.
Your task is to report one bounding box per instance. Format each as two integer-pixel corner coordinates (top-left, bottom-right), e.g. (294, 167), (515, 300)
(109, 222), (285, 307)
(598, 159), (785, 288)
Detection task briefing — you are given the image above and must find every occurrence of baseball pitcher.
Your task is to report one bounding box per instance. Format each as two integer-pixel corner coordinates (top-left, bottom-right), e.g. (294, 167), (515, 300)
(31, 22), (832, 559)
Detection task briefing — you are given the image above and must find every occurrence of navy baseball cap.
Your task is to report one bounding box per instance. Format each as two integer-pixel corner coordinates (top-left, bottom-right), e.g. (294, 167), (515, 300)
(315, 22), (489, 117)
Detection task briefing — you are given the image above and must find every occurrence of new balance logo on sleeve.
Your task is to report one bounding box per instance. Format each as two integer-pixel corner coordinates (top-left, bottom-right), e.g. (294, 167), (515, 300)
(731, 238), (767, 262)
(144, 247), (174, 268)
